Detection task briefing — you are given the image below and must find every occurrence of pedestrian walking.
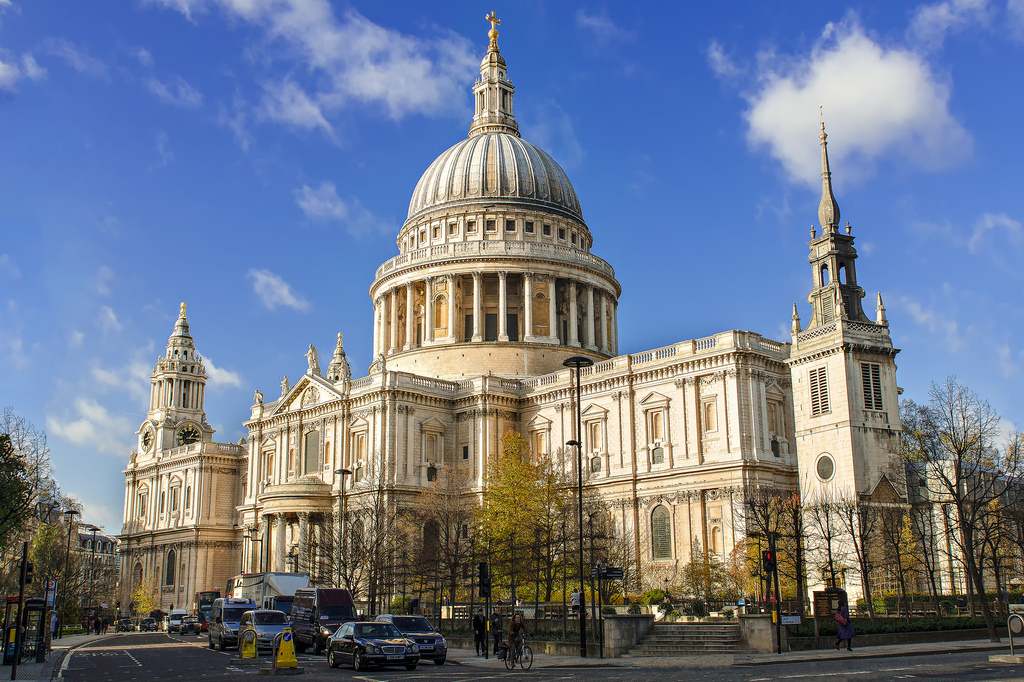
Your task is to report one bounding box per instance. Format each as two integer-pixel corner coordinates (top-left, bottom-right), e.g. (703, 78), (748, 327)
(569, 587), (581, 614)
(490, 611), (503, 655)
(834, 600), (854, 651)
(472, 608), (487, 656)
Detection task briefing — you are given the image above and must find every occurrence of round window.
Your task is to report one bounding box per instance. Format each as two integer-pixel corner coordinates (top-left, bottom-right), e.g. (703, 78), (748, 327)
(816, 454), (835, 481)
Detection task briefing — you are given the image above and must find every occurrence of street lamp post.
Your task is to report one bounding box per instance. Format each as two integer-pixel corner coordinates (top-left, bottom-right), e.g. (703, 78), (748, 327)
(563, 355), (593, 658)
(334, 468), (352, 588)
(83, 525), (100, 628)
(58, 509), (81, 639)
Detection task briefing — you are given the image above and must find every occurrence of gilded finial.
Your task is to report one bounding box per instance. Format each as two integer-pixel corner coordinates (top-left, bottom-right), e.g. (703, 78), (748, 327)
(337, 332), (343, 342)
(180, 302), (186, 316)
(485, 11), (501, 51)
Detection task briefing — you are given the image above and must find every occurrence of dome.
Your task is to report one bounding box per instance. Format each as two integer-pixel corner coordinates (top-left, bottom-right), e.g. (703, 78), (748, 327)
(406, 132), (583, 224)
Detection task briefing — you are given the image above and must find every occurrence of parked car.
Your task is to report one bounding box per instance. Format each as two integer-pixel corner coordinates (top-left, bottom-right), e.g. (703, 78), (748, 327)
(115, 619), (134, 633)
(326, 621), (419, 671)
(290, 588), (357, 655)
(139, 618), (158, 632)
(180, 616), (201, 635)
(238, 610), (289, 651)
(208, 597), (257, 651)
(374, 615), (447, 665)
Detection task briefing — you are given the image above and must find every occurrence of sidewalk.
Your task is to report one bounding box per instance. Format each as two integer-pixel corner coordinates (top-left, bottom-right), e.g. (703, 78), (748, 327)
(447, 637), (1013, 670)
(2, 633), (112, 681)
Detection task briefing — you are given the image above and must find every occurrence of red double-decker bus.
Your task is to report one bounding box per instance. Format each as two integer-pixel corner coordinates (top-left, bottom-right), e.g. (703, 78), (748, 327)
(193, 591), (220, 621)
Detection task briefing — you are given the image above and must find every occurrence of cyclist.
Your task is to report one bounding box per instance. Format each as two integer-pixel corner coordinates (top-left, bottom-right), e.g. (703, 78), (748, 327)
(506, 612), (530, 656)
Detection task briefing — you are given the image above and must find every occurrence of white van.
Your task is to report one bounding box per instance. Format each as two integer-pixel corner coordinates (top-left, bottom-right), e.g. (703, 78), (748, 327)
(208, 597), (256, 651)
(167, 609), (188, 633)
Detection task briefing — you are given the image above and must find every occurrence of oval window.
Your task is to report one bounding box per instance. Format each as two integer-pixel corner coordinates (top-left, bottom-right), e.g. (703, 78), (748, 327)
(816, 454), (835, 481)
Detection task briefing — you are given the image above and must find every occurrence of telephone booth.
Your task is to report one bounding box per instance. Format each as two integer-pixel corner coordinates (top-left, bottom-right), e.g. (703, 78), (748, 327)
(3, 598), (46, 665)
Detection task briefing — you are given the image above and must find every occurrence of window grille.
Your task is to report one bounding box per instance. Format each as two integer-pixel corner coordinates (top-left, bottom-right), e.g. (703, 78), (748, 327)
(861, 363), (883, 411)
(810, 367), (829, 416)
(651, 506), (671, 559)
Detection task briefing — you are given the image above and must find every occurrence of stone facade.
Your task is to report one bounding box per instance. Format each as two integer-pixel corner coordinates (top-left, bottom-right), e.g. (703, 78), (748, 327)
(119, 19), (905, 609)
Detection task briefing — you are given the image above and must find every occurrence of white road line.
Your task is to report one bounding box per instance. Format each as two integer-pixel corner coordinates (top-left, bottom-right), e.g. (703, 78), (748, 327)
(57, 650), (74, 678)
(123, 650), (143, 667)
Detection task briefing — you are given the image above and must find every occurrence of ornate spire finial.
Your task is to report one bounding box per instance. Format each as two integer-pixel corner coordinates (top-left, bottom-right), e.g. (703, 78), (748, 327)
(180, 302), (187, 316)
(876, 292), (888, 327)
(817, 113), (841, 231)
(791, 303), (802, 335)
(486, 11), (501, 51)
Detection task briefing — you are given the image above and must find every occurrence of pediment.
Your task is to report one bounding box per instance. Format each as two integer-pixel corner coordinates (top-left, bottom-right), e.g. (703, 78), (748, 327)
(271, 374), (343, 415)
(766, 382), (785, 399)
(866, 474), (906, 504)
(639, 391), (670, 407)
(528, 414), (551, 430)
(420, 416), (446, 434)
(581, 403), (608, 418)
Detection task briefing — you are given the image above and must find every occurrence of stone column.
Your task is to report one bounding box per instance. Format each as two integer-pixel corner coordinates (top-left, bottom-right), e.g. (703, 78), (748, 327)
(404, 283), (414, 351)
(424, 277), (434, 345)
(523, 273), (535, 341)
(389, 289), (399, 354)
(498, 271), (509, 342)
(446, 274), (457, 342)
(472, 272), (483, 342)
(569, 282), (580, 347)
(586, 285), (597, 351)
(601, 292), (610, 353)
(610, 299), (618, 355)
(375, 298), (384, 357)
(298, 512), (309, 569)
(274, 514), (286, 571)
(548, 277), (557, 343)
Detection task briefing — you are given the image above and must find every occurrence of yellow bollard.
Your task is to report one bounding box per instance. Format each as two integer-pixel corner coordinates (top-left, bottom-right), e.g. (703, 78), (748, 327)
(241, 627), (257, 659)
(274, 627), (298, 669)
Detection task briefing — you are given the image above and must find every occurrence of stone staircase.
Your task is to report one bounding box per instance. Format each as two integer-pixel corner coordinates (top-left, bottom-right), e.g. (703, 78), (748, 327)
(625, 622), (745, 657)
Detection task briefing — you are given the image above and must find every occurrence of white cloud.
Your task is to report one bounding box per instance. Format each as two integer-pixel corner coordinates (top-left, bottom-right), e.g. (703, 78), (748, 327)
(69, 330), (84, 348)
(134, 46), (154, 66)
(523, 100), (584, 169)
(247, 269), (311, 312)
(259, 80), (333, 138)
(293, 181), (391, 236)
(96, 265), (114, 296)
(739, 15), (971, 187)
(44, 39), (107, 78)
(45, 398), (133, 455)
(295, 182), (346, 221)
(898, 295), (964, 352)
(968, 212), (1022, 253)
(0, 56), (17, 91)
(575, 10), (635, 45)
(996, 344), (1019, 377)
(908, 0), (992, 50)
(146, 75), (203, 108)
(98, 306), (122, 334)
(218, 91), (252, 151)
(1011, 0), (1024, 39)
(0, 254), (20, 278)
(92, 362), (151, 403)
(21, 54), (45, 80)
(204, 356), (242, 388)
(146, 2), (478, 124)
(707, 40), (743, 79)
(153, 131), (174, 169)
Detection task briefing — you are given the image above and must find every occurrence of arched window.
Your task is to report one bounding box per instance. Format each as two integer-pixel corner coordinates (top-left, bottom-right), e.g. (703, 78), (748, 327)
(838, 262), (847, 284)
(132, 562), (143, 587)
(165, 549), (176, 586)
(821, 264), (830, 286)
(651, 506), (671, 560)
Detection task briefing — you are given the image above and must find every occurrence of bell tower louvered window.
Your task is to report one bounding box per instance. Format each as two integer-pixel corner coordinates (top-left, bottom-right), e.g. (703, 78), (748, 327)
(651, 505), (671, 560)
(809, 367), (829, 416)
(861, 363), (883, 411)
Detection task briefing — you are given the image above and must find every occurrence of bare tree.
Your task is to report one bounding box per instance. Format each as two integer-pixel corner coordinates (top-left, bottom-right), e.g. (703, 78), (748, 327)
(804, 487), (849, 591)
(901, 378), (1023, 642)
(836, 495), (880, 624)
(416, 465), (475, 621)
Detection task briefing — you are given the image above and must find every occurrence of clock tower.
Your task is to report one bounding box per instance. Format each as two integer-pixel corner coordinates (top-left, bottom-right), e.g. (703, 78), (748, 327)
(137, 302), (213, 456)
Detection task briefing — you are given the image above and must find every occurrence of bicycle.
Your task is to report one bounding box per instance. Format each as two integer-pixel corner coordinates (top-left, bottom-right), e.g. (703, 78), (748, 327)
(502, 635), (533, 671)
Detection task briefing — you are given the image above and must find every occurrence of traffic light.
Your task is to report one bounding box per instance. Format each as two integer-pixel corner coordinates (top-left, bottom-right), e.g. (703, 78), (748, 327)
(477, 562), (491, 598)
(116, 601), (121, 614)
(24, 561), (33, 584)
(761, 550), (776, 574)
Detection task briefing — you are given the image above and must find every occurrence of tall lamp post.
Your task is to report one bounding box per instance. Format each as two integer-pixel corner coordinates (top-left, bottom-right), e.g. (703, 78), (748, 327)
(58, 509), (81, 639)
(334, 468), (352, 588)
(81, 524), (100, 627)
(563, 355), (593, 658)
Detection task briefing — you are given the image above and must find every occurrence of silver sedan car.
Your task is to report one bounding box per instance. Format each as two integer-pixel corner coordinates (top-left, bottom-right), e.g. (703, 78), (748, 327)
(238, 610), (289, 651)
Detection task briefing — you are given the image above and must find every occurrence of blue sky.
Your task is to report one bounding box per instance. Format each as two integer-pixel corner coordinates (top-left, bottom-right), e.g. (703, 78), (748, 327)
(1, 0), (1021, 533)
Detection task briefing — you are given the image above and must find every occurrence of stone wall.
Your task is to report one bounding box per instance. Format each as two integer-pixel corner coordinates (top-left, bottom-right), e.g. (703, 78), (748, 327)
(602, 614), (655, 658)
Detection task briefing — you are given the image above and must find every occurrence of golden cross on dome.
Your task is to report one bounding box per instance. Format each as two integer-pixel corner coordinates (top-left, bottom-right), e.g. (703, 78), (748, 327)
(486, 11), (501, 31)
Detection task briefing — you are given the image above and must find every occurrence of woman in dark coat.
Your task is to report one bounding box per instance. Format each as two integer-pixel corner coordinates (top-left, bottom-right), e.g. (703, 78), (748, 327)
(835, 601), (855, 651)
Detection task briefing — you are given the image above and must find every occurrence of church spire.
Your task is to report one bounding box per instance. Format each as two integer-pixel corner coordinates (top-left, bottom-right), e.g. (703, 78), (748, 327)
(817, 114), (840, 232)
(326, 332), (351, 388)
(469, 12), (520, 138)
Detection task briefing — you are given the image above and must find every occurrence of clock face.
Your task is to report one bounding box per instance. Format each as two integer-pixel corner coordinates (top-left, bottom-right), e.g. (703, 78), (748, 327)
(141, 430), (153, 451)
(176, 425), (201, 446)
